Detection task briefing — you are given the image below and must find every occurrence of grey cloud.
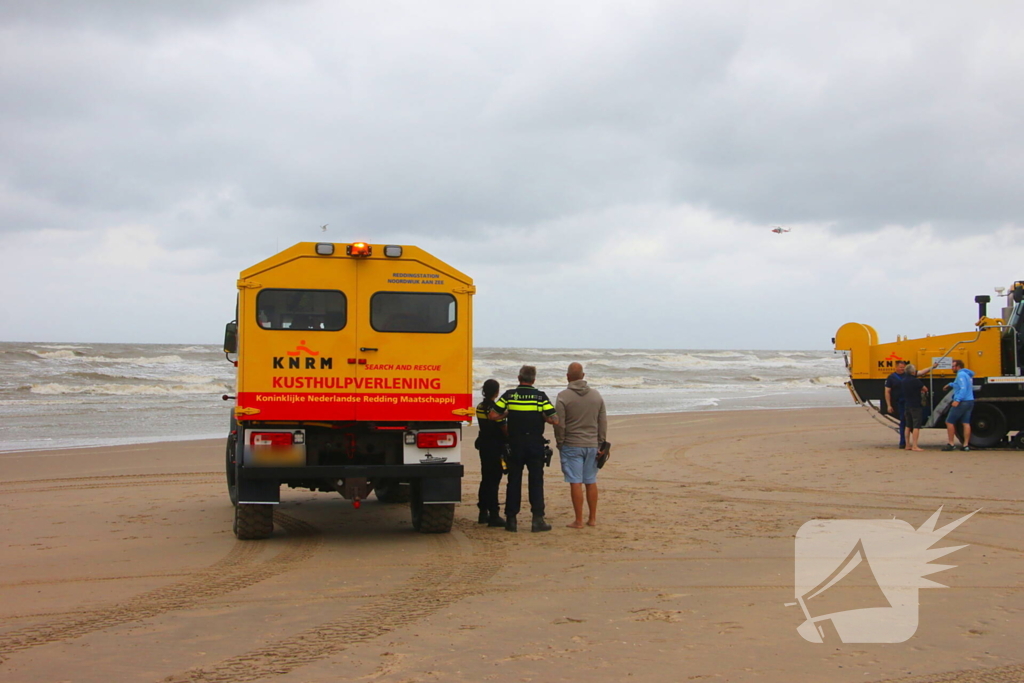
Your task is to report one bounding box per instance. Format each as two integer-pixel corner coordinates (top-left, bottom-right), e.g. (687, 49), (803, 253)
(2, 0), (1024, 258)
(0, 0), (285, 34)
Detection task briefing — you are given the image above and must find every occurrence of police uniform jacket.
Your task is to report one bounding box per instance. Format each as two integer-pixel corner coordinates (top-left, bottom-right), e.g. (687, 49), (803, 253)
(495, 385), (556, 445)
(475, 398), (506, 448)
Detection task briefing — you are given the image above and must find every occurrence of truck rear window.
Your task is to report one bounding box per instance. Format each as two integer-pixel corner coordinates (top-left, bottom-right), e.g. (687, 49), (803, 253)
(370, 292), (456, 333)
(257, 289), (347, 330)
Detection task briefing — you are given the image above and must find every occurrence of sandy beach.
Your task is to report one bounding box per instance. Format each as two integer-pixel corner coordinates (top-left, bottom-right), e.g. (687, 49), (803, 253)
(1, 407), (1022, 682)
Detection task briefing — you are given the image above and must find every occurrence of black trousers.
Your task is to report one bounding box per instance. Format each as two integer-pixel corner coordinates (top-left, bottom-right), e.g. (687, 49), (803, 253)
(476, 442), (505, 515)
(504, 441), (545, 518)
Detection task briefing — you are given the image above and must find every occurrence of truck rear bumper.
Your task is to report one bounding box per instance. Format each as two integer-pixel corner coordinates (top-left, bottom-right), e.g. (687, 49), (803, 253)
(236, 464), (463, 504)
(239, 463), (464, 480)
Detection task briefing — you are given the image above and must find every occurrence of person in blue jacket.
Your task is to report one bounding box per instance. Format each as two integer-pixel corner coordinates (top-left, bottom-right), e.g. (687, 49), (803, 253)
(943, 359), (975, 451)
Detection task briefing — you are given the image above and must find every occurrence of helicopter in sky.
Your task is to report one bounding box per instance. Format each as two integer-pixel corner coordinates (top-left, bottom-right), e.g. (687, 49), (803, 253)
(770, 226), (791, 234)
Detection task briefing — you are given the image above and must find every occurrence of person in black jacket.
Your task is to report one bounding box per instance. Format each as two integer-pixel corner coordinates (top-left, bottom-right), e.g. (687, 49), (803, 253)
(475, 379), (507, 527)
(490, 365), (559, 533)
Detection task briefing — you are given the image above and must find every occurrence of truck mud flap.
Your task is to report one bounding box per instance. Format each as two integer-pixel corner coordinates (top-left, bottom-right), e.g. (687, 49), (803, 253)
(238, 477), (280, 504)
(420, 476), (461, 504)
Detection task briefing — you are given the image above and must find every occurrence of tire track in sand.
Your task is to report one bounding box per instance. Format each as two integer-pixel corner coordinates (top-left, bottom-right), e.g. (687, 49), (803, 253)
(880, 662), (1024, 682)
(0, 472), (221, 495)
(0, 511), (320, 656)
(164, 518), (508, 683)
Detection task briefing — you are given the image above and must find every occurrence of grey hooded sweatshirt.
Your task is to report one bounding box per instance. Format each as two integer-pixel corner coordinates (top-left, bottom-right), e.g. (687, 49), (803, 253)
(554, 379), (608, 448)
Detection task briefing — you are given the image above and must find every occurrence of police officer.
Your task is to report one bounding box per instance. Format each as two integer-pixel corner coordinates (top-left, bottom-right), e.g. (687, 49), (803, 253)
(490, 365), (559, 532)
(475, 379), (507, 527)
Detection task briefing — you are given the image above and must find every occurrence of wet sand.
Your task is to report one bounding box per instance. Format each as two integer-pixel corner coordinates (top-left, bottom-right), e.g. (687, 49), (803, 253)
(1, 407), (1022, 682)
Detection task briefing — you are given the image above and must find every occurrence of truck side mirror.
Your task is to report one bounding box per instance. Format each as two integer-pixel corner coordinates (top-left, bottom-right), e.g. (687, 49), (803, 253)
(223, 321), (238, 354)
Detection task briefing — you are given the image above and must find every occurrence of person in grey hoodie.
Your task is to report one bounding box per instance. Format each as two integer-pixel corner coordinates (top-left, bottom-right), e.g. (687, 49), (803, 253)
(554, 362), (608, 528)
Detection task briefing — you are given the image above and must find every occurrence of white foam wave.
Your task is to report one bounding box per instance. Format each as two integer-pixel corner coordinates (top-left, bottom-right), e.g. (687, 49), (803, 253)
(28, 382), (231, 396)
(28, 351), (185, 365)
(28, 349), (82, 359)
(164, 374), (220, 384)
(773, 376), (849, 388)
(692, 351), (750, 358)
(176, 346), (215, 353)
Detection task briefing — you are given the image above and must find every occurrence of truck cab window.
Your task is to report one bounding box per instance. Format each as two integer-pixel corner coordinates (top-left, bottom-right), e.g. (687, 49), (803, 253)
(256, 289), (347, 331)
(371, 292), (457, 333)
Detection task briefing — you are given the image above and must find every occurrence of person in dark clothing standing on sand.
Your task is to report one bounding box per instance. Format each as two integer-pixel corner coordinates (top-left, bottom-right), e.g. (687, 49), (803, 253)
(490, 365), (559, 533)
(901, 364), (928, 452)
(474, 379), (506, 527)
(884, 360), (909, 448)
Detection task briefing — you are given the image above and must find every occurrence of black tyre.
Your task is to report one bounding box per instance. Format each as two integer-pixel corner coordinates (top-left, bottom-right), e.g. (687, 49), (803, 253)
(375, 479), (411, 504)
(411, 500), (455, 533)
(970, 403), (1008, 449)
(1012, 432), (1024, 450)
(226, 435), (239, 507)
(234, 503), (274, 540)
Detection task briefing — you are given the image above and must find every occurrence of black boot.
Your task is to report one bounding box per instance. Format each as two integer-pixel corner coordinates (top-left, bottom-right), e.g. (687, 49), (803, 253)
(505, 515), (517, 532)
(531, 514), (552, 532)
(478, 509), (489, 524)
(488, 512), (506, 527)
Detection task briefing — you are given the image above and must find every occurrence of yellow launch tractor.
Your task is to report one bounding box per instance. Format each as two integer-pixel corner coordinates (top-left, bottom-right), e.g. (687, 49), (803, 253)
(834, 281), (1024, 449)
(222, 242), (475, 539)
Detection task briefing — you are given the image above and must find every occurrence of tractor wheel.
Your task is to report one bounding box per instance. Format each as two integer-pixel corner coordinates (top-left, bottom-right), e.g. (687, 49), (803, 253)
(969, 403), (1008, 449)
(233, 503), (274, 540)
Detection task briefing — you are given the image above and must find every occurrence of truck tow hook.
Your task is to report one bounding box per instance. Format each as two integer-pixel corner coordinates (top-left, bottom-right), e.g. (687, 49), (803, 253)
(353, 499), (361, 509)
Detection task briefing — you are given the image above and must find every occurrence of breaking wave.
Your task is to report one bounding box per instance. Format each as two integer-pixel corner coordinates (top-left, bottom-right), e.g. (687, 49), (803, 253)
(25, 350), (185, 365)
(27, 382), (231, 396)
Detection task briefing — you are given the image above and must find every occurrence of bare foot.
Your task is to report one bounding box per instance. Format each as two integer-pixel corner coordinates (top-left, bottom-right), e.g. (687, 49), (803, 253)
(911, 447), (924, 452)
(567, 521), (584, 529)
(586, 519), (597, 527)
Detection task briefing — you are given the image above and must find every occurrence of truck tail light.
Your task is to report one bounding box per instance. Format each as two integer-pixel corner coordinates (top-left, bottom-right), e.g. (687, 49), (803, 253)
(251, 432), (294, 447)
(416, 431), (457, 449)
(347, 242), (372, 257)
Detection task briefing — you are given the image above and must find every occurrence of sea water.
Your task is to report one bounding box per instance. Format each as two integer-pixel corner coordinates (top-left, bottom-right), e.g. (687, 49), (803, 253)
(0, 342), (850, 451)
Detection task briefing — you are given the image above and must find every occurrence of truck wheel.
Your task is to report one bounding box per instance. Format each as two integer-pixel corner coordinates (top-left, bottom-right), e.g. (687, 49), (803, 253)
(375, 479), (411, 504)
(970, 403), (1007, 449)
(226, 435), (239, 507)
(234, 504), (274, 540)
(412, 501), (455, 534)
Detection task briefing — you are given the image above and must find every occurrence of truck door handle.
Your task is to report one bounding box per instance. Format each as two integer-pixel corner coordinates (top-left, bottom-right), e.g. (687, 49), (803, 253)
(360, 347), (378, 352)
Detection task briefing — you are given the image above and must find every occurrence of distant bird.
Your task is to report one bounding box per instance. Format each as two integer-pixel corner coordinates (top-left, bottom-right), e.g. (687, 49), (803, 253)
(771, 226), (791, 234)
(320, 224), (328, 233)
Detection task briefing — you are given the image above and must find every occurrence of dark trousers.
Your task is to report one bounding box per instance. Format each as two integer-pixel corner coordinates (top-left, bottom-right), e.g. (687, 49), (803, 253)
(476, 442), (505, 516)
(504, 441), (545, 518)
(897, 402), (906, 446)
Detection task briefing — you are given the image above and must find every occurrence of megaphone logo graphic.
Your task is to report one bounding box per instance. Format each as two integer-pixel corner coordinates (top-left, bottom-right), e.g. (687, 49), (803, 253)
(789, 507), (977, 643)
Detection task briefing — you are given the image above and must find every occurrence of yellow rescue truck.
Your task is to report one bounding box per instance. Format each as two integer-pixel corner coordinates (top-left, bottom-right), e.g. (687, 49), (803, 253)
(834, 281), (1024, 449)
(222, 242), (475, 539)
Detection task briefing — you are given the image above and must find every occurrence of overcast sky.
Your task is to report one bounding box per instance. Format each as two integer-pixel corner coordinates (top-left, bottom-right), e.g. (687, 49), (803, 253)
(2, 1), (1023, 348)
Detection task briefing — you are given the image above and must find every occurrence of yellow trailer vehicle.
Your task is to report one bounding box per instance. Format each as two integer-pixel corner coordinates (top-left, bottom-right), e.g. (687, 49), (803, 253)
(834, 281), (1024, 449)
(222, 241), (475, 539)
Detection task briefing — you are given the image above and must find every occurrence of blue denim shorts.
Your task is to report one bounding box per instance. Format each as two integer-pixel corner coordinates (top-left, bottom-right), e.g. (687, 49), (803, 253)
(945, 400), (974, 425)
(560, 446), (598, 484)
